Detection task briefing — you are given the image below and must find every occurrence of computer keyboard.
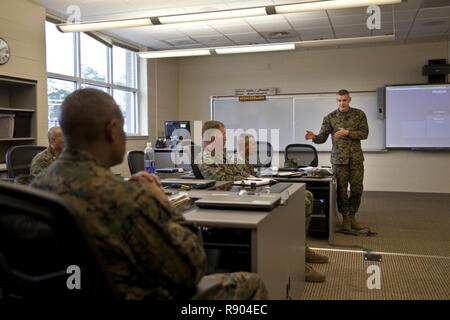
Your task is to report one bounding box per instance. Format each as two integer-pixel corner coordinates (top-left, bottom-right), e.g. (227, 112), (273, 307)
(269, 183), (292, 193)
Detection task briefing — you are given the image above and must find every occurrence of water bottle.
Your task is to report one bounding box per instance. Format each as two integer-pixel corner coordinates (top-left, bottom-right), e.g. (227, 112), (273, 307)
(144, 142), (156, 174)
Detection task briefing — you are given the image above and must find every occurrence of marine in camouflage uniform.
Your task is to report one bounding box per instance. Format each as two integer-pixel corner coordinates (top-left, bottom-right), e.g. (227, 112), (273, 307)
(31, 89), (267, 300)
(196, 149), (255, 181)
(14, 148), (57, 185)
(30, 147), (57, 177)
(197, 136), (328, 282)
(309, 90), (369, 231)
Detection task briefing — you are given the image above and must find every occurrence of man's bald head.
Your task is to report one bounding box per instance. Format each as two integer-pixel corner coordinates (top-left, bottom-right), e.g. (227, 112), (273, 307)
(48, 126), (64, 155)
(59, 88), (126, 166)
(60, 88), (123, 146)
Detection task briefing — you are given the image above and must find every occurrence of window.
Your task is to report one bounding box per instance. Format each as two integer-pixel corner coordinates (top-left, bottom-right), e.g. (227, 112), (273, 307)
(47, 78), (76, 128)
(45, 21), (139, 134)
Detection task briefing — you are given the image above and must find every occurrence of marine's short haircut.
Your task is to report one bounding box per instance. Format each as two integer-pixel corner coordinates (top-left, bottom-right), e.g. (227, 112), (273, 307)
(59, 88), (122, 146)
(202, 120), (224, 135)
(337, 89), (350, 96)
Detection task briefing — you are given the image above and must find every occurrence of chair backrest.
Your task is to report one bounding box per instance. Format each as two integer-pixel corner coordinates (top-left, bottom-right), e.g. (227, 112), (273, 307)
(255, 141), (273, 168)
(190, 143), (204, 179)
(0, 182), (120, 300)
(284, 144), (319, 167)
(127, 150), (144, 175)
(5, 145), (47, 178)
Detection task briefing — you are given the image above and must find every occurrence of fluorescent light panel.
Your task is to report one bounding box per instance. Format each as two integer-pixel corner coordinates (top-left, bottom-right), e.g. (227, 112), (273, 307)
(57, 18), (152, 32)
(297, 34), (395, 47)
(138, 35), (396, 59)
(215, 43), (295, 55)
(138, 49), (211, 59)
(275, 0), (402, 14)
(159, 7), (267, 24)
(56, 1), (401, 32)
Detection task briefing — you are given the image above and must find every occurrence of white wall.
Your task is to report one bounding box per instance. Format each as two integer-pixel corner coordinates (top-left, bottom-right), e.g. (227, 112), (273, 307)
(177, 42), (450, 193)
(0, 0), (47, 145)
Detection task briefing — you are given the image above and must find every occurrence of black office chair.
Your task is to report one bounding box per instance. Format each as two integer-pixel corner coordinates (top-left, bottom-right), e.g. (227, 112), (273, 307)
(188, 142), (204, 179)
(255, 141), (273, 168)
(0, 181), (120, 300)
(5, 145), (47, 179)
(127, 150), (144, 175)
(284, 144), (319, 168)
(0, 181), (222, 300)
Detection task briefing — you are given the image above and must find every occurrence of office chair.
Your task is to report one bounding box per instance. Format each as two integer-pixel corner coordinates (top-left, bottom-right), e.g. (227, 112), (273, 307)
(0, 181), (120, 300)
(0, 182), (222, 300)
(127, 150), (144, 175)
(255, 141), (273, 168)
(5, 145), (47, 179)
(284, 144), (319, 168)
(188, 142), (205, 179)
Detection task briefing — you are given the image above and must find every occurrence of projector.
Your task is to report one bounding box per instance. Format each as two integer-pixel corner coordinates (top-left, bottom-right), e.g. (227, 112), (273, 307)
(422, 59), (450, 83)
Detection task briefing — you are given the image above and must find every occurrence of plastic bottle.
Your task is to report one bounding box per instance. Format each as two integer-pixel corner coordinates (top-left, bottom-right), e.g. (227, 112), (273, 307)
(144, 142), (156, 174)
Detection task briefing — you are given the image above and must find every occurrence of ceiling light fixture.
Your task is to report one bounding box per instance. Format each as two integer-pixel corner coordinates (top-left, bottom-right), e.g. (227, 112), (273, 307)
(215, 43), (295, 55)
(138, 35), (395, 59)
(296, 34), (395, 47)
(57, 0), (402, 32)
(56, 18), (153, 32)
(275, 0), (402, 14)
(138, 48), (211, 59)
(158, 7), (268, 24)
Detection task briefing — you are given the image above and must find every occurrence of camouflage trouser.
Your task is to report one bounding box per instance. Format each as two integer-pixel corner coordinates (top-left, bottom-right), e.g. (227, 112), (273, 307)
(204, 272), (268, 299)
(305, 190), (314, 231)
(332, 160), (364, 216)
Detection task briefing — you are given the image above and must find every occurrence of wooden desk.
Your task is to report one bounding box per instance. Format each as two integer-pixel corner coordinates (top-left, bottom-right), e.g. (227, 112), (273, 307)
(183, 183), (306, 300)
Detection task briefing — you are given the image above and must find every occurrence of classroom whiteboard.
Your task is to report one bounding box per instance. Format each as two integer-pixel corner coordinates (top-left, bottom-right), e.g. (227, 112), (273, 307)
(212, 96), (294, 151)
(212, 92), (385, 151)
(294, 92), (385, 151)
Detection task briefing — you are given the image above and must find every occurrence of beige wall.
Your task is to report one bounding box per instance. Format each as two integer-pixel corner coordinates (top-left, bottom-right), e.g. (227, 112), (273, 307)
(178, 42), (450, 193)
(0, 0), (47, 145)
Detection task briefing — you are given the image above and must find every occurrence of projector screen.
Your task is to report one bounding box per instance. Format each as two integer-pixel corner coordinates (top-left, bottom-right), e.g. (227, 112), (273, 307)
(386, 84), (450, 148)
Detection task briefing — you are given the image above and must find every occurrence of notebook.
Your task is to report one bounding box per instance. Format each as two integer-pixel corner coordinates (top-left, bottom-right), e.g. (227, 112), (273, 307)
(160, 178), (216, 189)
(195, 193), (281, 210)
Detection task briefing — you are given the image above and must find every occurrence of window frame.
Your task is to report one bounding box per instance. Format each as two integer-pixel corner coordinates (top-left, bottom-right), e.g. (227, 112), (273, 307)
(45, 20), (140, 135)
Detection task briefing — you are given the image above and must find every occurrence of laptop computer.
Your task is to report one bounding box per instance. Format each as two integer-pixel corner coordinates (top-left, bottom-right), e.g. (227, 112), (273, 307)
(195, 193), (281, 210)
(161, 178), (216, 189)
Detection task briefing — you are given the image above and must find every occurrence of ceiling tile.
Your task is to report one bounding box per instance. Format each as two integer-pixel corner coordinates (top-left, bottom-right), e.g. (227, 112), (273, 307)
(250, 20), (293, 32)
(192, 35), (235, 46)
(226, 32), (266, 42)
(207, 19), (254, 34)
(416, 6), (450, 19)
(298, 28), (334, 40)
(327, 7), (368, 17)
(174, 23), (222, 37)
(282, 11), (329, 21)
(288, 18), (331, 30)
(329, 14), (369, 26)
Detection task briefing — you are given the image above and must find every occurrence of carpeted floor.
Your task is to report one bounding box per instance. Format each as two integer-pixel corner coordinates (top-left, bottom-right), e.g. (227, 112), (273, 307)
(303, 191), (450, 300)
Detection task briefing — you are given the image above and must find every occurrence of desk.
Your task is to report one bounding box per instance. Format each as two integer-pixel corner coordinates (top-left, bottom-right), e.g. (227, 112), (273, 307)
(274, 176), (336, 243)
(183, 183), (305, 300)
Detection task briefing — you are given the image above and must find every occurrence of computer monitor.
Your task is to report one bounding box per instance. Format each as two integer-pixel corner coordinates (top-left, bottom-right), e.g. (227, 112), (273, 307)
(164, 121), (191, 139)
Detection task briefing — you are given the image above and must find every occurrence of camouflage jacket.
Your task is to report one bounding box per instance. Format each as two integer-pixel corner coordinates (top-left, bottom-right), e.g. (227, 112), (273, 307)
(195, 149), (254, 181)
(313, 107), (369, 164)
(31, 149), (207, 300)
(30, 147), (57, 176)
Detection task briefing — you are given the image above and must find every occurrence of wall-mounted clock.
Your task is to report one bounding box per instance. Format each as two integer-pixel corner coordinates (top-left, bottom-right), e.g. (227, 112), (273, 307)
(0, 38), (11, 65)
